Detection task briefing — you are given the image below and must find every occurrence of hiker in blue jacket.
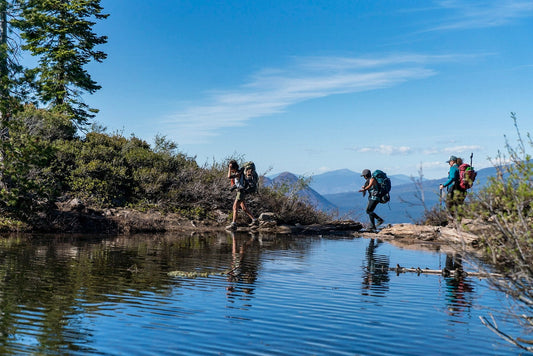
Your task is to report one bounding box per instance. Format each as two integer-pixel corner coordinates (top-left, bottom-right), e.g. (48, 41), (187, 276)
(439, 155), (465, 212)
(359, 169), (384, 231)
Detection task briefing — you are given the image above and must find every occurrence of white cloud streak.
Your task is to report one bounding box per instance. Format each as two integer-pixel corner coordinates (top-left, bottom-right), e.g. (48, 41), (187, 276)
(432, 0), (533, 31)
(354, 145), (414, 155)
(443, 145), (483, 153)
(164, 55), (442, 144)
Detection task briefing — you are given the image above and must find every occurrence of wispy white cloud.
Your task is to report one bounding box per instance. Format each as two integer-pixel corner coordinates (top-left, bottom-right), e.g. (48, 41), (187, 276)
(443, 145), (483, 153)
(163, 55), (443, 144)
(421, 161), (446, 169)
(431, 0), (533, 31)
(353, 145), (414, 155)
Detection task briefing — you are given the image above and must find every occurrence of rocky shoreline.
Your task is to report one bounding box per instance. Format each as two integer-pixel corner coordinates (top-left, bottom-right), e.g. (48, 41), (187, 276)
(17, 200), (487, 253)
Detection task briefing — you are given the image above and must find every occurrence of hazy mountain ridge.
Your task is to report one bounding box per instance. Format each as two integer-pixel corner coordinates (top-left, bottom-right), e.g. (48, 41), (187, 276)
(308, 169), (413, 195)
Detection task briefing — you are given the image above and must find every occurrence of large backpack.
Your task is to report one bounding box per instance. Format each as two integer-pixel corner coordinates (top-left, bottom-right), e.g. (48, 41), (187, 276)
(458, 163), (477, 190)
(241, 161), (259, 194)
(372, 170), (392, 203)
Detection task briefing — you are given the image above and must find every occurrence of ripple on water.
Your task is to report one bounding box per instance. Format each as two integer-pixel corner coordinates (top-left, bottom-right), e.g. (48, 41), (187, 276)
(0, 235), (522, 356)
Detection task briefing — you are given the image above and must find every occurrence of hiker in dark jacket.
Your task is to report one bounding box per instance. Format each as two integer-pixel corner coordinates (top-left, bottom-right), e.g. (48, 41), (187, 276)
(439, 155), (465, 212)
(226, 160), (258, 230)
(359, 169), (384, 231)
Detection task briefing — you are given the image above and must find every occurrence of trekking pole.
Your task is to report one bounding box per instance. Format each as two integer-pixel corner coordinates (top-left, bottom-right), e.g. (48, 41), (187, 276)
(470, 152), (473, 166)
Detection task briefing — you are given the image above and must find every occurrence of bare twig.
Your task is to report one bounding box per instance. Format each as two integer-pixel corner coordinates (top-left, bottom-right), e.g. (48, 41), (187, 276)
(479, 315), (533, 352)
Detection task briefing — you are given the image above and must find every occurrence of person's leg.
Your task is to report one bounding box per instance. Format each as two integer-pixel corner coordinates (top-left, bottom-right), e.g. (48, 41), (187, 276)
(232, 198), (240, 223)
(366, 199), (380, 229)
(226, 193), (242, 230)
(240, 201), (259, 226)
(455, 190), (466, 205)
(446, 189), (455, 212)
(226, 197), (240, 230)
(239, 201), (254, 220)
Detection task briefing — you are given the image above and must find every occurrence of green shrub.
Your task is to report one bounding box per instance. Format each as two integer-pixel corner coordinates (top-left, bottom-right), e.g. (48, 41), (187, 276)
(464, 115), (532, 272)
(462, 114), (533, 353)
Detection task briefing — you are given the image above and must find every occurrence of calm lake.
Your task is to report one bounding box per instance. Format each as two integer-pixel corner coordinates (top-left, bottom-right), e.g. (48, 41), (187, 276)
(0, 232), (526, 355)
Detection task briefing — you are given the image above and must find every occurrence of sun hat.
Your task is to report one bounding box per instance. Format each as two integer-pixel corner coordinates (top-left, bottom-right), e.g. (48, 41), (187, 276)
(361, 169), (371, 177)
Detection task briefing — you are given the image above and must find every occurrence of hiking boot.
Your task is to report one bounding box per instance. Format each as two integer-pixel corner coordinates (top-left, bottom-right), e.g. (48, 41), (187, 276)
(376, 218), (384, 228)
(225, 222), (237, 230)
(248, 219), (259, 227)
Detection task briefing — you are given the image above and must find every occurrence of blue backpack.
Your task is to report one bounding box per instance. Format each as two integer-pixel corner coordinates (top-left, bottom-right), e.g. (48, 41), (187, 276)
(372, 170), (391, 203)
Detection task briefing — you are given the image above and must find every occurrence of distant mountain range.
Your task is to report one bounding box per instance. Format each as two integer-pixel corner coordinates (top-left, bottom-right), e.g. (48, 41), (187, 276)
(308, 168), (413, 195)
(266, 166), (498, 224)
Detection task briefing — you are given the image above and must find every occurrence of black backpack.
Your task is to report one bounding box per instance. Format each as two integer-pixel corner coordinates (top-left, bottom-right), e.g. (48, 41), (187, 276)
(241, 161), (258, 194)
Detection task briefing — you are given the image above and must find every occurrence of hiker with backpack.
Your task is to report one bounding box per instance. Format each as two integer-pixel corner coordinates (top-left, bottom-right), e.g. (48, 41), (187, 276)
(359, 169), (390, 232)
(439, 155), (466, 212)
(226, 160), (259, 230)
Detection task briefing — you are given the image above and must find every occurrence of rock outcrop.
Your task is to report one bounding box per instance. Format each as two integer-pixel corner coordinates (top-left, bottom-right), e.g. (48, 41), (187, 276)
(376, 223), (481, 245)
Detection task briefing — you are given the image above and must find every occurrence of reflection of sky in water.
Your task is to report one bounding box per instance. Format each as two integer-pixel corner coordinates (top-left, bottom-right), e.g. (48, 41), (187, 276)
(0, 234), (525, 355)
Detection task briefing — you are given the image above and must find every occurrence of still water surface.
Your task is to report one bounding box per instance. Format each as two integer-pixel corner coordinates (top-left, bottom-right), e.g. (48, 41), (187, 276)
(0, 232), (525, 355)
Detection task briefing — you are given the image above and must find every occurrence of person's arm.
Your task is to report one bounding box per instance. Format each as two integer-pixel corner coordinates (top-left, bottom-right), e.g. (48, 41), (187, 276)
(359, 177), (376, 192)
(228, 166), (237, 179)
(441, 168), (453, 188)
(441, 166), (459, 188)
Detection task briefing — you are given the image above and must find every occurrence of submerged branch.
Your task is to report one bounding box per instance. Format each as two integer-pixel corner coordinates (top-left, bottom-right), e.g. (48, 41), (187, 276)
(479, 315), (533, 352)
(390, 264), (502, 278)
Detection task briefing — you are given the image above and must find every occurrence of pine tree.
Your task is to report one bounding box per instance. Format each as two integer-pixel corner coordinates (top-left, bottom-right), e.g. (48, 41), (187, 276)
(14, 0), (108, 126)
(0, 0), (26, 127)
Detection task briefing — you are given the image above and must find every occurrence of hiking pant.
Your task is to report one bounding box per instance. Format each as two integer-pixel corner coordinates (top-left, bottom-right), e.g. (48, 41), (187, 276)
(366, 198), (382, 228)
(446, 189), (466, 213)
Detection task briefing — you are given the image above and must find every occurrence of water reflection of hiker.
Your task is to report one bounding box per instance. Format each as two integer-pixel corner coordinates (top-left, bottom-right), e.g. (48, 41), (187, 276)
(443, 253), (474, 316)
(362, 239), (390, 295)
(226, 232), (260, 296)
(226, 160), (258, 230)
(439, 155), (465, 213)
(359, 169), (384, 231)
(444, 253), (463, 274)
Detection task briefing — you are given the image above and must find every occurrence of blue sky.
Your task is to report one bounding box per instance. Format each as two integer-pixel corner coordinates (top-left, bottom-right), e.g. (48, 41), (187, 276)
(86, 0), (533, 179)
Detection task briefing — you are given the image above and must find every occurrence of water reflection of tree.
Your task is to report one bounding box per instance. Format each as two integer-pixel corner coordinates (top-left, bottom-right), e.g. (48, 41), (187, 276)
(443, 253), (474, 317)
(226, 232), (261, 298)
(0, 233), (239, 353)
(0, 232), (311, 353)
(362, 239), (390, 296)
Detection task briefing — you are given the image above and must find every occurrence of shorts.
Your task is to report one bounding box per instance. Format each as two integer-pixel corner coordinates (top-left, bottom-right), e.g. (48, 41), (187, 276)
(235, 190), (247, 202)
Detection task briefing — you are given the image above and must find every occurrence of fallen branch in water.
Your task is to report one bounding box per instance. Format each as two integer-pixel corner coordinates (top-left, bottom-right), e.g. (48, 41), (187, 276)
(390, 264), (503, 278)
(480, 314), (533, 352)
(168, 270), (228, 278)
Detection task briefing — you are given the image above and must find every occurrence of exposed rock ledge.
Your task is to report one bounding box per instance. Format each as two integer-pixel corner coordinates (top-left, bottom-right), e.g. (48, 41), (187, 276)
(373, 222), (482, 246)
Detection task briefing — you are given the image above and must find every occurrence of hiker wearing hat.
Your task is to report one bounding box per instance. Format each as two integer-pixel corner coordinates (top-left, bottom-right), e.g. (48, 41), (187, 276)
(439, 155), (465, 212)
(359, 169), (384, 231)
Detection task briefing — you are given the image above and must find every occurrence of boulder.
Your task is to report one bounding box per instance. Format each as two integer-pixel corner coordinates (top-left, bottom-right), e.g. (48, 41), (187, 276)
(378, 223), (481, 245)
(258, 212), (277, 222)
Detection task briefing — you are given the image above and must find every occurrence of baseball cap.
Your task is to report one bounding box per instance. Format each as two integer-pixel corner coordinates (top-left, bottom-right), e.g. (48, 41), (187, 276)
(446, 155), (457, 162)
